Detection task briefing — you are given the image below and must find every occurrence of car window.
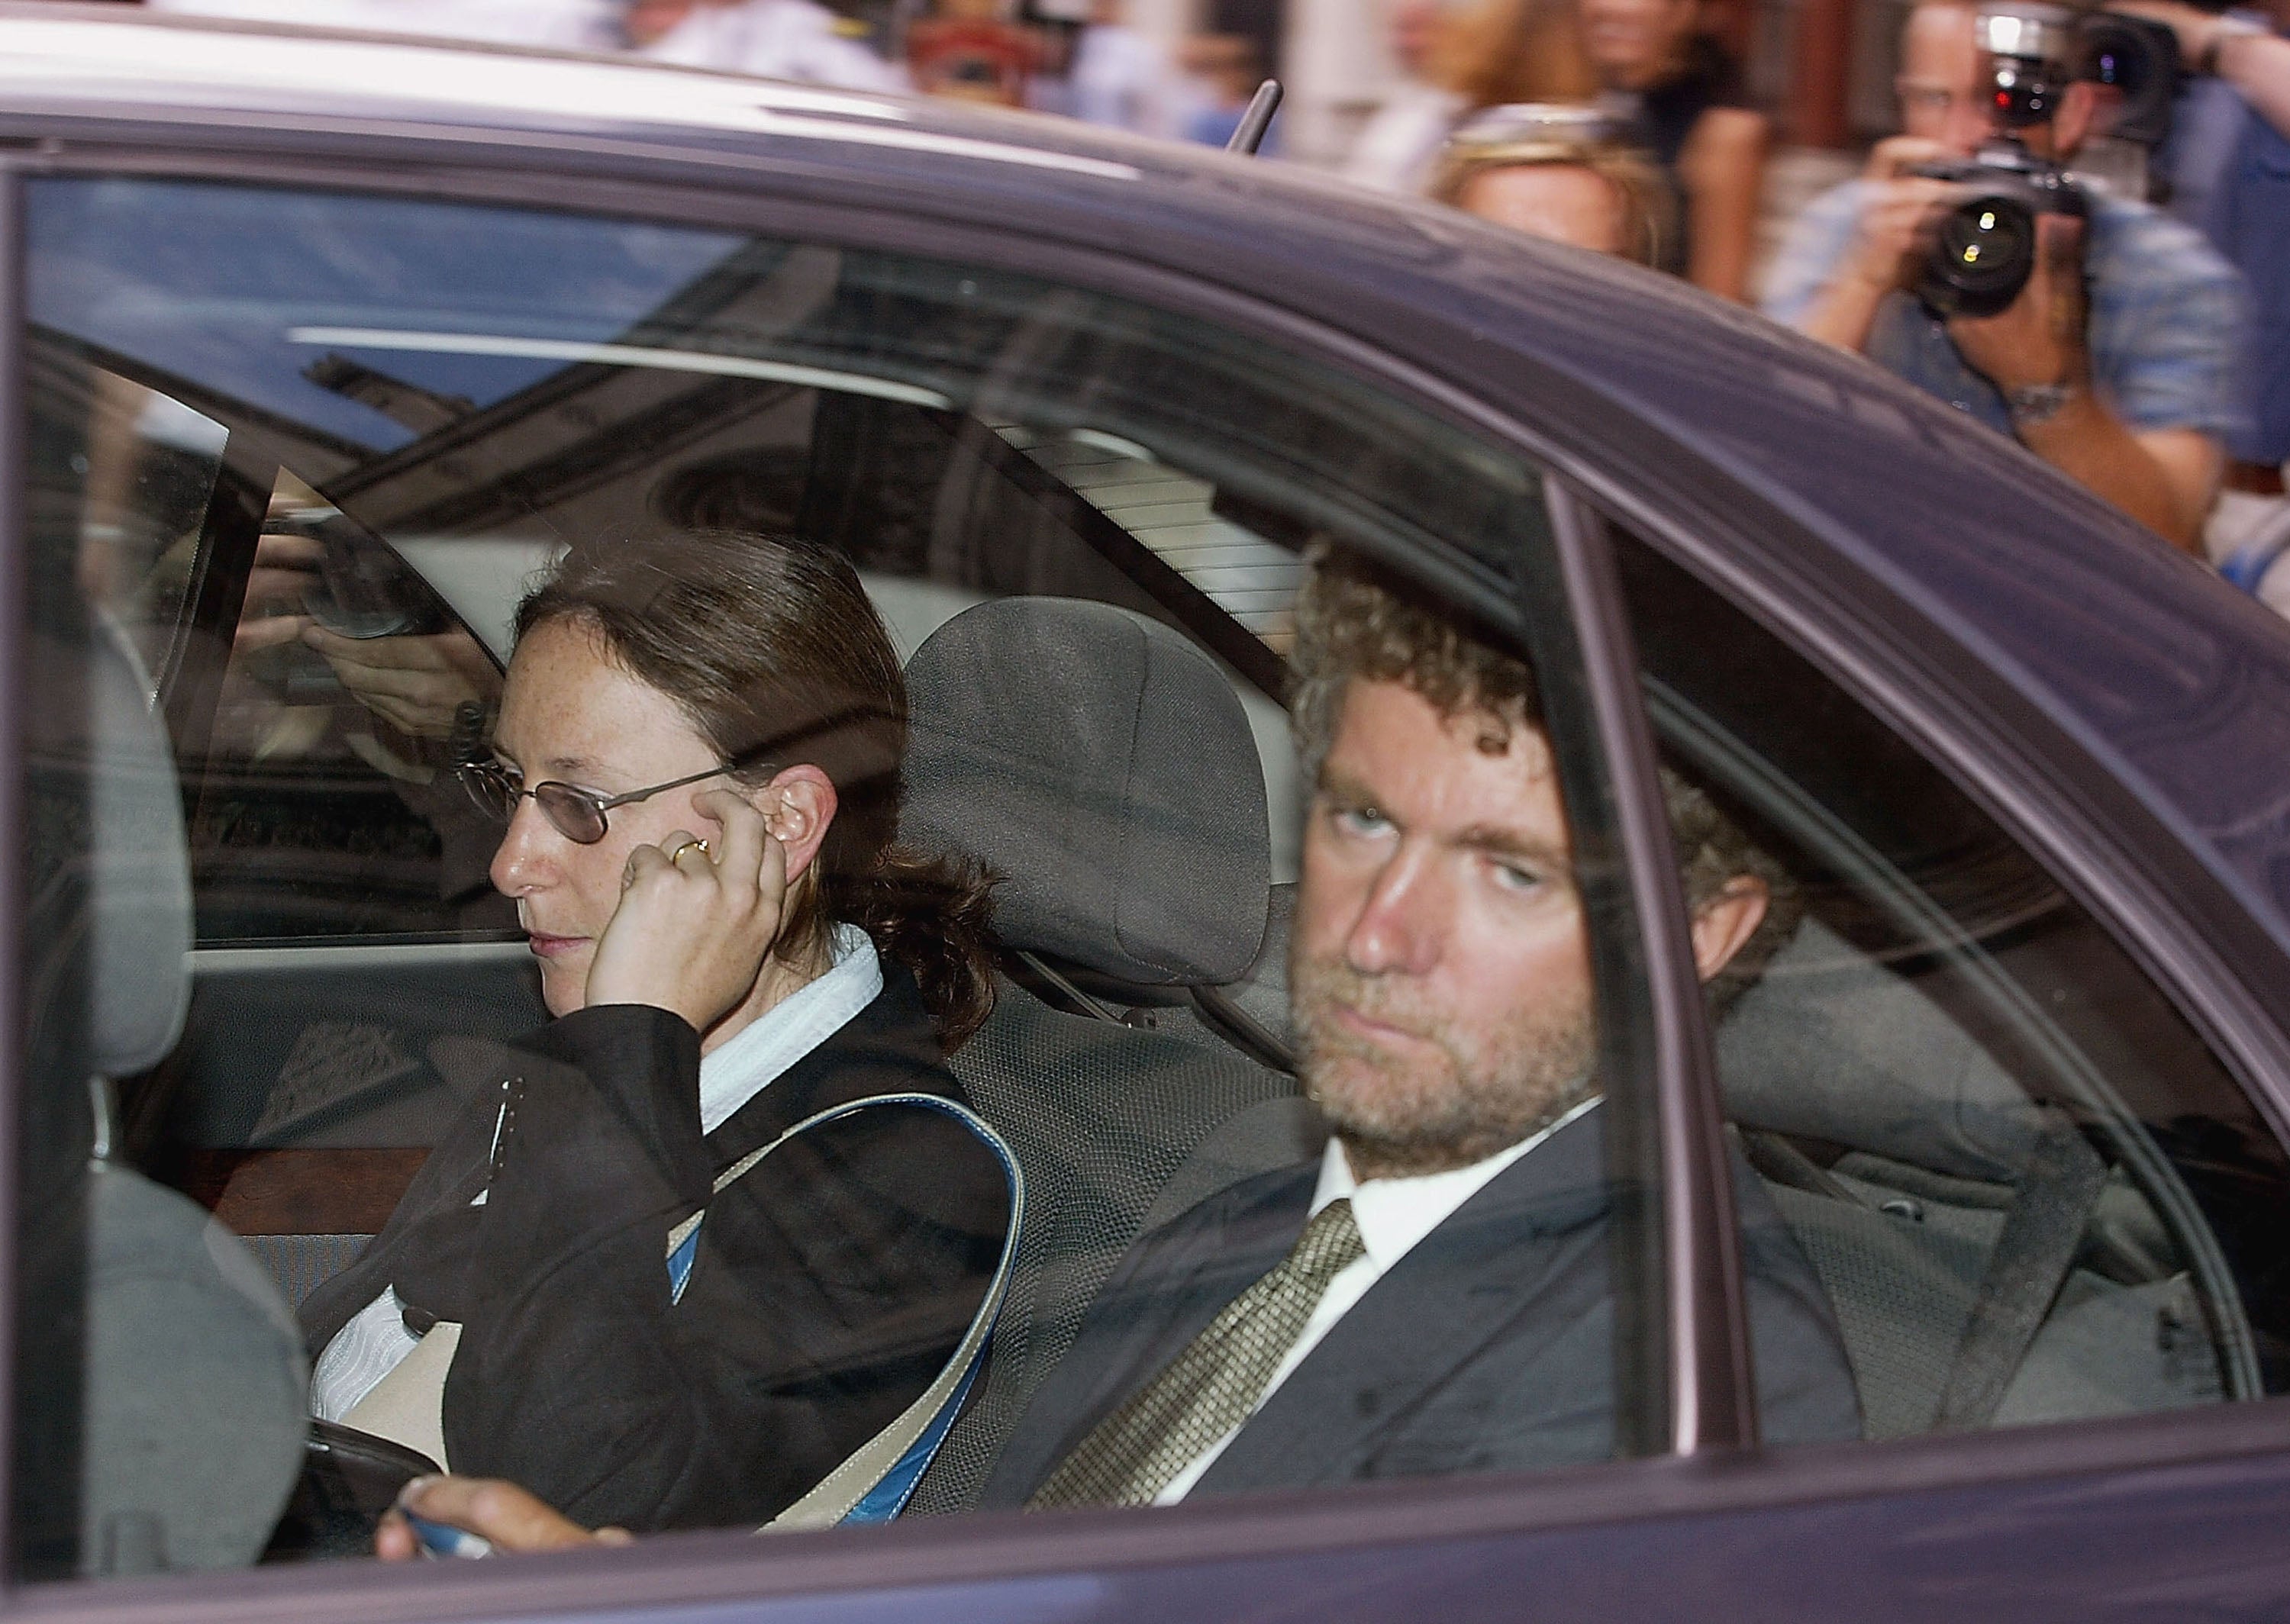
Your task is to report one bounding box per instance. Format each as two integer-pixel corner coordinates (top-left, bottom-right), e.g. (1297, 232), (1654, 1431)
(1611, 526), (2290, 1448)
(19, 175), (1691, 1583)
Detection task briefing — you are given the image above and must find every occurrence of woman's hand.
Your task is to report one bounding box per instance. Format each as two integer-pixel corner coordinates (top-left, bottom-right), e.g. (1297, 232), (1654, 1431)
(583, 788), (789, 1033)
(376, 1474), (631, 1559)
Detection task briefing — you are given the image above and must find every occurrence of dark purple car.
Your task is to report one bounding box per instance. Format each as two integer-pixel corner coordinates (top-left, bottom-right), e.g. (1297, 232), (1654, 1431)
(8, 6), (2290, 1619)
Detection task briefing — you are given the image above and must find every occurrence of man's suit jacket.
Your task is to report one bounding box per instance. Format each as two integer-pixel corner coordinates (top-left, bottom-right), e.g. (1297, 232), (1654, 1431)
(979, 1107), (1859, 1504)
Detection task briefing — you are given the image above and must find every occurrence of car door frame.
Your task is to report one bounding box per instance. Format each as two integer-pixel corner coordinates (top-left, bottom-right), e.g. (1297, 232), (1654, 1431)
(8, 132), (2290, 1624)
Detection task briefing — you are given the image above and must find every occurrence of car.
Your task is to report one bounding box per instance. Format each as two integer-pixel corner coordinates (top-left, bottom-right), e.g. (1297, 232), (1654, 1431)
(10, 3), (2290, 1618)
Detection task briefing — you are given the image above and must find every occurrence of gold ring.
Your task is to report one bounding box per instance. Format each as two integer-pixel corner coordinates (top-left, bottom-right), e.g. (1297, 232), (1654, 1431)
(668, 838), (711, 865)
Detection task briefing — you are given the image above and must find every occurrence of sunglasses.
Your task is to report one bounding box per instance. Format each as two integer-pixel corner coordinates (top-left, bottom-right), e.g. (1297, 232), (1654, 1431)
(457, 754), (776, 846)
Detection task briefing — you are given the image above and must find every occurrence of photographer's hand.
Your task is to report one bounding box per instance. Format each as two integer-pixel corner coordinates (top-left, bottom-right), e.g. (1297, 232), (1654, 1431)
(1797, 137), (1955, 355)
(2108, 0), (2290, 139)
(299, 623), (501, 742)
(1952, 213), (2219, 550)
(1948, 210), (2088, 400)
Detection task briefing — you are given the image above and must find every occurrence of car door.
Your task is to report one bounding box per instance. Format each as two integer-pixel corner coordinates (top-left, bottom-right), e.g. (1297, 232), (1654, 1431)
(11, 148), (1713, 1606)
(13, 127), (2290, 1624)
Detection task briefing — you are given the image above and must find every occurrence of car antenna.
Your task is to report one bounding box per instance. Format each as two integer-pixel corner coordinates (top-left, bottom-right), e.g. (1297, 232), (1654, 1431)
(1226, 79), (1282, 156)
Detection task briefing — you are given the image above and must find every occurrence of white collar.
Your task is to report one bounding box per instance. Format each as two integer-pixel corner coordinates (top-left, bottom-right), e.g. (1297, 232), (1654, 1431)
(1309, 1094), (1604, 1275)
(697, 923), (882, 1136)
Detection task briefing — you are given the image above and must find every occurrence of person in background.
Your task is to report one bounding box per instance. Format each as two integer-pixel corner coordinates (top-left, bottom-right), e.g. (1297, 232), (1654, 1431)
(1068, 0), (1175, 133)
(1178, 34), (1276, 150)
(2105, 0), (2290, 589)
(1344, 0), (1469, 190)
(629, 0), (906, 89)
(1346, 0), (1599, 193)
(1577, 0), (1767, 298)
(141, 0), (618, 47)
(907, 0), (1039, 105)
(1431, 102), (1676, 263)
(1763, 0), (2242, 553)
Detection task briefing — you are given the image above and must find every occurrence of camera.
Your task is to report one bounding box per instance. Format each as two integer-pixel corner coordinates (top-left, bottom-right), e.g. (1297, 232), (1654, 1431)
(1914, 143), (2089, 318)
(2077, 11), (2183, 146)
(1914, 2), (2090, 319)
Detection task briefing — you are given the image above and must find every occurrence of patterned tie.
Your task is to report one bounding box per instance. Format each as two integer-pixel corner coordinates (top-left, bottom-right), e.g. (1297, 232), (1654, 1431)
(1028, 1197), (1366, 1509)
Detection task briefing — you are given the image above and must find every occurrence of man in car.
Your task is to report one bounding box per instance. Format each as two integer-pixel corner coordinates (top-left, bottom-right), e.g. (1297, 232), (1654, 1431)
(1763, 0), (2243, 553)
(382, 547), (1858, 1549)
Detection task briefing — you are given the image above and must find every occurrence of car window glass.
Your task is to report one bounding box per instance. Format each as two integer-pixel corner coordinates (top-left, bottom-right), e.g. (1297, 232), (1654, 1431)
(1612, 525), (2290, 1448)
(19, 176), (1680, 1581)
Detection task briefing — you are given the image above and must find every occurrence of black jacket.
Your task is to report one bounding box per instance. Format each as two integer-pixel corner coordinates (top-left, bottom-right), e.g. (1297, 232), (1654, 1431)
(301, 966), (1009, 1533)
(979, 1106), (1858, 1504)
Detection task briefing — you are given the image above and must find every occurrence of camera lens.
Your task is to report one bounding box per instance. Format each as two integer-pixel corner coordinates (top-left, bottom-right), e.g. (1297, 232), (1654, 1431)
(1926, 192), (2035, 317)
(2076, 13), (2180, 144)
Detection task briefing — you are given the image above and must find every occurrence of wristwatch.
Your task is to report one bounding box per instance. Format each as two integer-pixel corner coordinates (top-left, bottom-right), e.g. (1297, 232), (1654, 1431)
(2202, 14), (2268, 75)
(2007, 382), (2079, 427)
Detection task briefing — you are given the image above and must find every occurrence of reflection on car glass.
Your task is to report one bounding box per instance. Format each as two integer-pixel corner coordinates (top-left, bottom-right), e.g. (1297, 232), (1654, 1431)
(1000, 426), (1306, 653)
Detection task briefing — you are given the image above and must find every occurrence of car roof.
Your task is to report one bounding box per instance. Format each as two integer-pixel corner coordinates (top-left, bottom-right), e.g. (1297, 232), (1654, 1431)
(7, 3), (2290, 995)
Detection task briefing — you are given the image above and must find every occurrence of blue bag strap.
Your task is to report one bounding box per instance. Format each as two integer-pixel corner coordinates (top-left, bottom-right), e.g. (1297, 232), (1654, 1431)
(656, 1092), (1023, 1530)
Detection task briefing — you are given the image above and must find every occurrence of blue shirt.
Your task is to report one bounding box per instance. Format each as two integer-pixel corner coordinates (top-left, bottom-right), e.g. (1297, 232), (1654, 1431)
(1763, 179), (2246, 443)
(2163, 64), (2290, 465)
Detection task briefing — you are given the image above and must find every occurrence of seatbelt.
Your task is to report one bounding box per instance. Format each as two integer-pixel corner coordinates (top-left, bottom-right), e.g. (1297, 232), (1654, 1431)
(667, 1093), (1026, 1530)
(1930, 1109), (2108, 1432)
(347, 1093), (1024, 1529)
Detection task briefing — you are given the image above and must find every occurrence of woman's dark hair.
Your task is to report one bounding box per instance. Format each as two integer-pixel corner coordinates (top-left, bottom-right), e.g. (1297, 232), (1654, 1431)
(514, 528), (997, 1050)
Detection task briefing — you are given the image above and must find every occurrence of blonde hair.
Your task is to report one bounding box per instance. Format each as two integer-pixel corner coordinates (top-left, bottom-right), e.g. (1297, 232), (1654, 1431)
(1430, 107), (1679, 266)
(1428, 0), (1600, 108)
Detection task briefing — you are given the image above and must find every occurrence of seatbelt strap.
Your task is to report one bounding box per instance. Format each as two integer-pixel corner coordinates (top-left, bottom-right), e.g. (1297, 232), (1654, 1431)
(660, 1092), (1023, 1530)
(1931, 1109), (2108, 1432)
(348, 1094), (1022, 1522)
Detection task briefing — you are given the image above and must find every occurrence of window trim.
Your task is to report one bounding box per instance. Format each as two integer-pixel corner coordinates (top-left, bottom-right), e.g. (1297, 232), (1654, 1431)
(1543, 481), (1754, 1457)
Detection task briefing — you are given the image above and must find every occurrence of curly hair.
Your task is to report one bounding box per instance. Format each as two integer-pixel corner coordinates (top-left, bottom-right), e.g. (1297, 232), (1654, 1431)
(1289, 545), (1799, 1010)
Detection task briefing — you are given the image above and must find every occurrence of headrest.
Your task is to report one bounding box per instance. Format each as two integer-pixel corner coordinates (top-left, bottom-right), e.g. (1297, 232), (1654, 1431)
(902, 598), (1271, 988)
(85, 619), (192, 1077)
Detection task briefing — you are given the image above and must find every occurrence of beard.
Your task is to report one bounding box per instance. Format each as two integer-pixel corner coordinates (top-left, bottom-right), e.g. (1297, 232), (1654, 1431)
(1292, 952), (1599, 1179)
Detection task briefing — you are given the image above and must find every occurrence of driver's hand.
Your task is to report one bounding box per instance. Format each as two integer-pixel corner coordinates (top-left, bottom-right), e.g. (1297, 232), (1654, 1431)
(376, 1474), (632, 1560)
(1948, 211), (2091, 400)
(296, 623), (501, 741)
(1845, 138), (1955, 294)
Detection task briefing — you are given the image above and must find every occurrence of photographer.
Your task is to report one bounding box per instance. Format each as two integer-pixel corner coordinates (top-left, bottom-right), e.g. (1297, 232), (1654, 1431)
(2107, 0), (2288, 566)
(1764, 0), (2243, 551)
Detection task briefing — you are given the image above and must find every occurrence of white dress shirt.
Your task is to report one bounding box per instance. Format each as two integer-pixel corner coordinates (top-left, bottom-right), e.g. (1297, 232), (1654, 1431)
(1153, 1094), (1604, 1503)
(310, 926), (882, 1421)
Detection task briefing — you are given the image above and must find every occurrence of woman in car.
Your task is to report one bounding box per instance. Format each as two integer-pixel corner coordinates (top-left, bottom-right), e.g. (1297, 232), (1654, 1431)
(296, 527), (1011, 1535)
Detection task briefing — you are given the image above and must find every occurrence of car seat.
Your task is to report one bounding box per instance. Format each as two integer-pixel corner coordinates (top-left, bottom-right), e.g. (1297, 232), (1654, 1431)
(897, 597), (1317, 1513)
(1718, 917), (2224, 1437)
(65, 616), (308, 1573)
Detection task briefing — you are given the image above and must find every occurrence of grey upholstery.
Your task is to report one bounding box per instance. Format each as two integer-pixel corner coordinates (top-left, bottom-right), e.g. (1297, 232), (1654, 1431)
(82, 1166), (309, 1572)
(897, 596), (1301, 1511)
(1718, 918), (2044, 1184)
(912, 981), (1301, 1513)
(76, 619), (307, 1574)
(84, 619), (190, 1078)
(903, 598), (1272, 988)
(1719, 918), (2219, 1438)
